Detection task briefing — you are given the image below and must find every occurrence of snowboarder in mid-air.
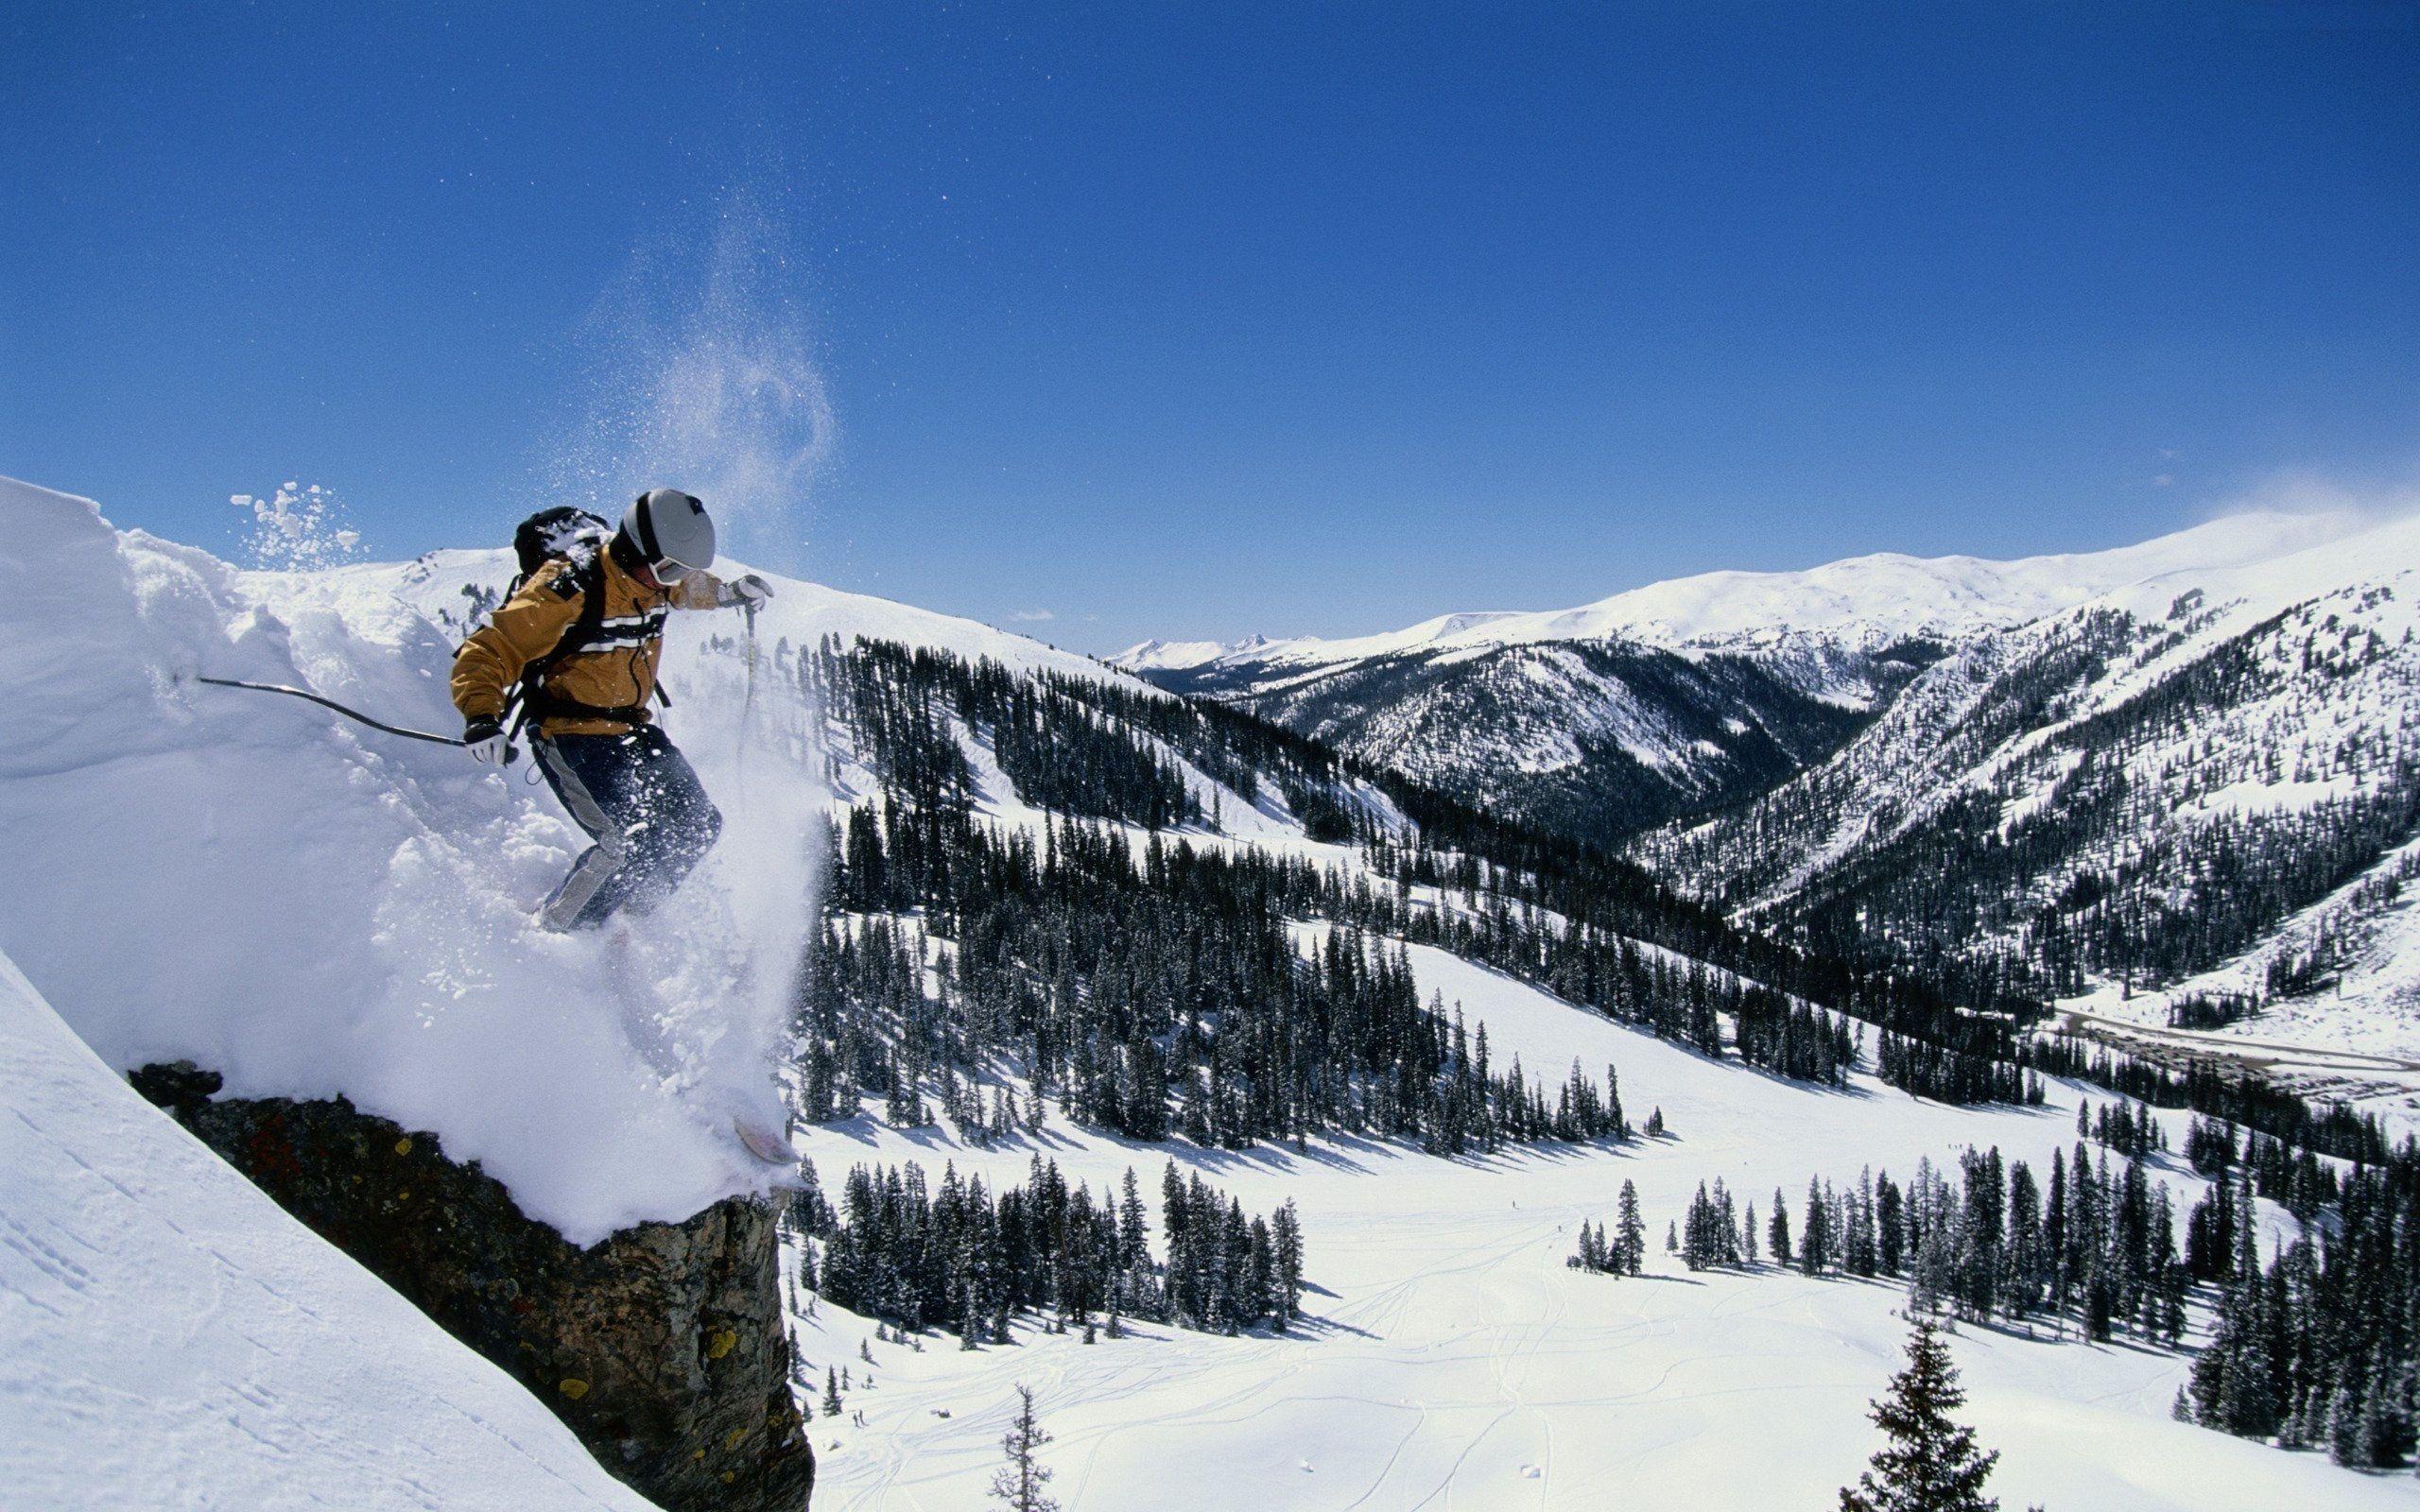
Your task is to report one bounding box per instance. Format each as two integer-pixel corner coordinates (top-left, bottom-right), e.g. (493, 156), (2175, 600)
(452, 488), (771, 931)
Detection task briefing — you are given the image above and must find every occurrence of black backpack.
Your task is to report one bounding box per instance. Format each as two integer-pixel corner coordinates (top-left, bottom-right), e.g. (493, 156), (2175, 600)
(511, 506), (611, 581)
(497, 507), (664, 731)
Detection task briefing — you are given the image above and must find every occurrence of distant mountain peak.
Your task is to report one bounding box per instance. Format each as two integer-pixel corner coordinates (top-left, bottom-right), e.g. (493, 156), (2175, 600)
(1124, 507), (2375, 676)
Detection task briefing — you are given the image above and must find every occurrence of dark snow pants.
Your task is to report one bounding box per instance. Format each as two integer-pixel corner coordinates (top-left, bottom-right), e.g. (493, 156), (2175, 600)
(532, 727), (723, 931)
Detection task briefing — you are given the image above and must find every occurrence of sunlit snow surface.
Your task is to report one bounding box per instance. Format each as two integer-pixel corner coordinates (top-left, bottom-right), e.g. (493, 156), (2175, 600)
(10, 473), (2419, 1509)
(791, 939), (2417, 1512)
(0, 477), (821, 1242)
(1113, 507), (2373, 674)
(0, 945), (656, 1511)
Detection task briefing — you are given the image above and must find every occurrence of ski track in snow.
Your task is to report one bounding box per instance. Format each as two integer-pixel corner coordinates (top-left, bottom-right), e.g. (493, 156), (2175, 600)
(788, 939), (2420, 1512)
(11, 475), (2420, 1507)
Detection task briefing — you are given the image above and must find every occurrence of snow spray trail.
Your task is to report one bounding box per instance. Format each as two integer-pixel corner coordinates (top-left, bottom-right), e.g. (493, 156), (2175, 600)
(547, 193), (835, 570)
(530, 194), (838, 1176)
(0, 213), (837, 1246)
(0, 483), (706, 1239)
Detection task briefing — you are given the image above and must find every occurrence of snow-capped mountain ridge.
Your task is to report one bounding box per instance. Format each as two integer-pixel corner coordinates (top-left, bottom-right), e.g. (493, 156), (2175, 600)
(1114, 507), (2403, 849)
(1638, 509), (2420, 1091)
(1115, 507), (2371, 675)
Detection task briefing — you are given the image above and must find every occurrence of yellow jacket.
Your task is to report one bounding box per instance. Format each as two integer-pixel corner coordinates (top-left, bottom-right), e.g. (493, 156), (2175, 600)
(452, 547), (731, 738)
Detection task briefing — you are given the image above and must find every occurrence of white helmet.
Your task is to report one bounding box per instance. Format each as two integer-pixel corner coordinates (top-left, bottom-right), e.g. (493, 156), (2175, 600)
(622, 489), (717, 583)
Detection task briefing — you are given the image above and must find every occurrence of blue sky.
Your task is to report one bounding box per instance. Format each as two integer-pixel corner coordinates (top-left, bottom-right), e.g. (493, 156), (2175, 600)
(4, 3), (2414, 652)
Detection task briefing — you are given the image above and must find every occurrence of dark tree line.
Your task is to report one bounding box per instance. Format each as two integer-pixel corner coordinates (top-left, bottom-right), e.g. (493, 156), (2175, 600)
(1579, 1142), (2198, 1347)
(810, 638), (1204, 830)
(2031, 1037), (2394, 1165)
(796, 1157), (1305, 1342)
(813, 634), (2054, 1108)
(2184, 1134), (2420, 1469)
(1874, 1028), (2048, 1106)
(1735, 988), (1858, 1085)
(807, 816), (1634, 1151)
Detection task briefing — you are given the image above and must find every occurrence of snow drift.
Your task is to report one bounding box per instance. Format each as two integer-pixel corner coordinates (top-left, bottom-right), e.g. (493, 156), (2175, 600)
(0, 476), (824, 1242)
(0, 942), (655, 1510)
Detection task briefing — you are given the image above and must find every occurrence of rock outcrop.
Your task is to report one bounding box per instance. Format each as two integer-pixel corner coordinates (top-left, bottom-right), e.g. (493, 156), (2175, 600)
(133, 1062), (813, 1511)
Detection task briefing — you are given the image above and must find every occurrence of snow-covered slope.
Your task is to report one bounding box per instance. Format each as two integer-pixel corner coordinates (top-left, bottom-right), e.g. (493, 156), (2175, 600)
(1110, 635), (1237, 671)
(1115, 510), (2380, 843)
(326, 543), (1131, 690)
(1642, 510), (2420, 1100)
(786, 934), (2411, 1512)
(0, 945), (655, 1512)
(0, 477), (1197, 1244)
(0, 477), (823, 1243)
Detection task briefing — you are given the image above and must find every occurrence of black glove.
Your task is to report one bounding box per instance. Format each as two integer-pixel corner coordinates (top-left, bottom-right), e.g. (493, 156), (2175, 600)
(464, 716), (509, 765)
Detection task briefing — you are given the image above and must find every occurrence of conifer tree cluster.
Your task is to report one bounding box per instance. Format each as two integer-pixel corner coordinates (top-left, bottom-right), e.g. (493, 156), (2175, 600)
(811, 633), (2053, 1115)
(2182, 1139), (2420, 1468)
(799, 1157), (1305, 1342)
(1677, 1178), (1751, 1269)
(1570, 1179), (1649, 1276)
(1588, 1141), (2200, 1348)
(2179, 1112), (2340, 1224)
(1734, 987), (1858, 1084)
(807, 810), (1634, 1151)
(2034, 1037), (2392, 1163)
(1874, 1029), (2046, 1106)
(812, 638), (1203, 830)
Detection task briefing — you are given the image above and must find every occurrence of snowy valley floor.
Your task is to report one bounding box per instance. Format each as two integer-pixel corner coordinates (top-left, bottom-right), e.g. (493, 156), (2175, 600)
(790, 942), (2419, 1512)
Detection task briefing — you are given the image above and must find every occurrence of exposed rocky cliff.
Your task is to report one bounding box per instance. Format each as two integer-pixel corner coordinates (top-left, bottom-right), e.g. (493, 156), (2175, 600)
(131, 1062), (813, 1512)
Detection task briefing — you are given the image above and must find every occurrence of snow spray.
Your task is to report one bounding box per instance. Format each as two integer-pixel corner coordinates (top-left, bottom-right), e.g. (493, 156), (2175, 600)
(528, 193), (838, 1157)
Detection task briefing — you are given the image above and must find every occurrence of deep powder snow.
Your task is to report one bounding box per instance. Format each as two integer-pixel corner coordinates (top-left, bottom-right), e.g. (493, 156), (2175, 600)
(0, 476), (819, 1243)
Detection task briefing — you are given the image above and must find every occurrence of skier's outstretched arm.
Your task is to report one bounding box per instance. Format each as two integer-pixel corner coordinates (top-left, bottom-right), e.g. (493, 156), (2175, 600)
(452, 564), (584, 723)
(672, 570), (771, 611)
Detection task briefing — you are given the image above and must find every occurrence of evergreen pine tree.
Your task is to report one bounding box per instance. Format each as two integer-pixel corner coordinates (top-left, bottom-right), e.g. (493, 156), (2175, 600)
(1838, 1319), (2002, 1512)
(2329, 1384), (2367, 1469)
(1616, 1179), (1647, 1276)
(989, 1383), (1060, 1512)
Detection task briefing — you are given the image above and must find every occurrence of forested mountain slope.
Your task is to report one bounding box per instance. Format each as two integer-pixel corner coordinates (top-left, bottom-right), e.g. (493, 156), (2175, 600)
(14, 478), (2417, 1511)
(1117, 509), (2364, 844)
(1635, 511), (2420, 1089)
(779, 629), (2420, 1508)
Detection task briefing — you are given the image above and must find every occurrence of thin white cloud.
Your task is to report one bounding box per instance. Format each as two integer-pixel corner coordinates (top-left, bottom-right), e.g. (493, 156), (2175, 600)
(2153, 474), (2176, 488)
(1008, 609), (1056, 623)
